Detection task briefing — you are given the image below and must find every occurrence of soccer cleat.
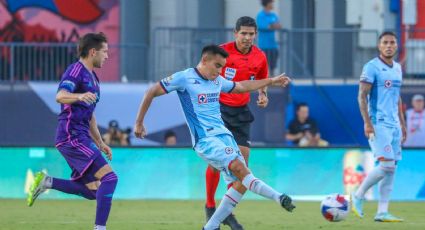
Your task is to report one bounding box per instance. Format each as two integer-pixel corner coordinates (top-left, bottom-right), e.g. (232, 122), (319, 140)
(280, 194), (296, 212)
(202, 228), (220, 230)
(205, 206), (216, 222)
(27, 171), (48, 207)
(223, 213), (244, 230)
(350, 193), (364, 218)
(374, 213), (404, 222)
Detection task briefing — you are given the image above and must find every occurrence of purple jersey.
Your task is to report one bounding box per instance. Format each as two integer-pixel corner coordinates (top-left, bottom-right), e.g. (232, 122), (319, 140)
(55, 61), (100, 145)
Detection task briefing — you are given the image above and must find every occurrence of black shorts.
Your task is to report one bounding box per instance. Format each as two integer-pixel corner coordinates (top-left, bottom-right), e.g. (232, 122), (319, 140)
(220, 103), (254, 147)
(263, 49), (278, 71)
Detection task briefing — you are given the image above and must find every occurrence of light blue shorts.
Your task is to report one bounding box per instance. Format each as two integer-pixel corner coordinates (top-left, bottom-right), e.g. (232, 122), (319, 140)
(369, 124), (402, 161)
(194, 134), (246, 184)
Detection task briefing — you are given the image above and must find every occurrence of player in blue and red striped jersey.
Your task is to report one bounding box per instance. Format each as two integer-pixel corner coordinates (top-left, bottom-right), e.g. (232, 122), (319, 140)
(27, 32), (117, 230)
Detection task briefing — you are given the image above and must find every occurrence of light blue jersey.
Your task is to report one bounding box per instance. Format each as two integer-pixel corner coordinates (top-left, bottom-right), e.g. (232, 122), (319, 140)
(257, 10), (279, 50)
(160, 68), (236, 146)
(360, 57), (402, 127)
(360, 57), (403, 160)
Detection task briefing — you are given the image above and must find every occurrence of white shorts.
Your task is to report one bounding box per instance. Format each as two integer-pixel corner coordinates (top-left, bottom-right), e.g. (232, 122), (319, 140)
(194, 134), (246, 184)
(369, 124), (402, 161)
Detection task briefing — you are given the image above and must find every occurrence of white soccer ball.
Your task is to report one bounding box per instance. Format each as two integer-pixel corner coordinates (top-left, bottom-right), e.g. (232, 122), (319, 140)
(320, 194), (350, 222)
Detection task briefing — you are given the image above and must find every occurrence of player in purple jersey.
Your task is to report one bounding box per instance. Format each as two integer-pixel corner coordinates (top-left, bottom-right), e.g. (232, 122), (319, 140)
(27, 32), (118, 230)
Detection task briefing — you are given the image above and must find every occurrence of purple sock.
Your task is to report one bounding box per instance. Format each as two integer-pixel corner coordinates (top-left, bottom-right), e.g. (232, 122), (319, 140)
(95, 172), (118, 226)
(52, 178), (96, 200)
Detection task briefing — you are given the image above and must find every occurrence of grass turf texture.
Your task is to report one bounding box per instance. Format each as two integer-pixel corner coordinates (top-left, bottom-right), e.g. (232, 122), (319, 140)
(1, 199), (424, 229)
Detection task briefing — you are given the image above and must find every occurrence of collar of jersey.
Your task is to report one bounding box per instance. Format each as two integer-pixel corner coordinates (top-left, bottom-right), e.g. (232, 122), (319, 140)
(194, 68), (209, 81)
(377, 56), (394, 68)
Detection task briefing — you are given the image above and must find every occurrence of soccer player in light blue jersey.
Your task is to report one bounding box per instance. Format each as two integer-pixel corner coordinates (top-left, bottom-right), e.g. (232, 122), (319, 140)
(134, 44), (295, 230)
(351, 31), (407, 222)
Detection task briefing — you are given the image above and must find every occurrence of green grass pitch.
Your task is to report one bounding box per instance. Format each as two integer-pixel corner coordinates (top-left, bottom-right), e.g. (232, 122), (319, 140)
(1, 199), (424, 229)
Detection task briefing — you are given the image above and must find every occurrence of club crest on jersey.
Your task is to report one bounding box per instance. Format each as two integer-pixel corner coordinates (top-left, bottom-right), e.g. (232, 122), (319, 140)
(197, 93), (219, 104)
(225, 67), (236, 80)
(198, 94), (207, 104)
(384, 80), (392, 88)
(225, 147), (233, 154)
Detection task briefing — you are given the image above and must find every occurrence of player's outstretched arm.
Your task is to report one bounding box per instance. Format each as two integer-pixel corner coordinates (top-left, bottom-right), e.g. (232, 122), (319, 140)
(134, 83), (166, 139)
(56, 89), (97, 105)
(358, 82), (374, 139)
(232, 73), (291, 94)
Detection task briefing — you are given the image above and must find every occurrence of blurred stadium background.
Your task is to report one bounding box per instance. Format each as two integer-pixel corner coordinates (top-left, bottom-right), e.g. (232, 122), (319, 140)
(0, 0), (424, 229)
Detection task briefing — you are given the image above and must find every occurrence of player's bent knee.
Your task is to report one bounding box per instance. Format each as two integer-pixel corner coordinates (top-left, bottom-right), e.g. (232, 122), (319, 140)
(229, 159), (249, 179)
(94, 164), (113, 180)
(84, 181), (99, 200)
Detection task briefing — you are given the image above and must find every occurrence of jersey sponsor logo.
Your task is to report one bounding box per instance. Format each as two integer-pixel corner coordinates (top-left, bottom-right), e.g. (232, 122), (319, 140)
(225, 67), (236, 80)
(225, 147), (233, 154)
(384, 80), (392, 88)
(197, 93), (219, 104)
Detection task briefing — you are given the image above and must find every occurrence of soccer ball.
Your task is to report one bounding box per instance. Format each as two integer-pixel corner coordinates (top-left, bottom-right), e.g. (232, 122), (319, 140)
(320, 194), (350, 222)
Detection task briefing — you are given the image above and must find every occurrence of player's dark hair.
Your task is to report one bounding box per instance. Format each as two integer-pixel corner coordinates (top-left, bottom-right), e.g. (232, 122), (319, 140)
(201, 44), (229, 58)
(77, 32), (108, 58)
(164, 130), (176, 140)
(235, 16), (257, 31)
(378, 31), (397, 41)
(261, 0), (273, 7)
(296, 102), (308, 111)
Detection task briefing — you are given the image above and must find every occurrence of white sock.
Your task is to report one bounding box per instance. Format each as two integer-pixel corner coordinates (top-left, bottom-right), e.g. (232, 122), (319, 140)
(94, 225), (106, 230)
(204, 187), (243, 230)
(378, 170), (395, 214)
(355, 165), (386, 199)
(44, 176), (52, 188)
(242, 174), (281, 203)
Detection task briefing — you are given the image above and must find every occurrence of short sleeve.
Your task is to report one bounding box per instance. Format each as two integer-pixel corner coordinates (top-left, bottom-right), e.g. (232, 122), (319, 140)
(256, 12), (269, 30)
(58, 70), (80, 93)
(256, 55), (269, 80)
(360, 63), (376, 84)
(218, 76), (236, 93)
(160, 71), (186, 93)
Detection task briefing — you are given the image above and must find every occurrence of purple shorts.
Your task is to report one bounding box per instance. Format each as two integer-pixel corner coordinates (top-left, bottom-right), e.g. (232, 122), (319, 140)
(56, 138), (106, 181)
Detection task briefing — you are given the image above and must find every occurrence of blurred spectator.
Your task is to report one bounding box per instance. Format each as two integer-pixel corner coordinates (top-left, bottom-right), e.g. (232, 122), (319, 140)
(257, 0), (281, 75)
(404, 94), (425, 147)
(286, 103), (328, 147)
(102, 120), (129, 146)
(164, 130), (177, 146)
